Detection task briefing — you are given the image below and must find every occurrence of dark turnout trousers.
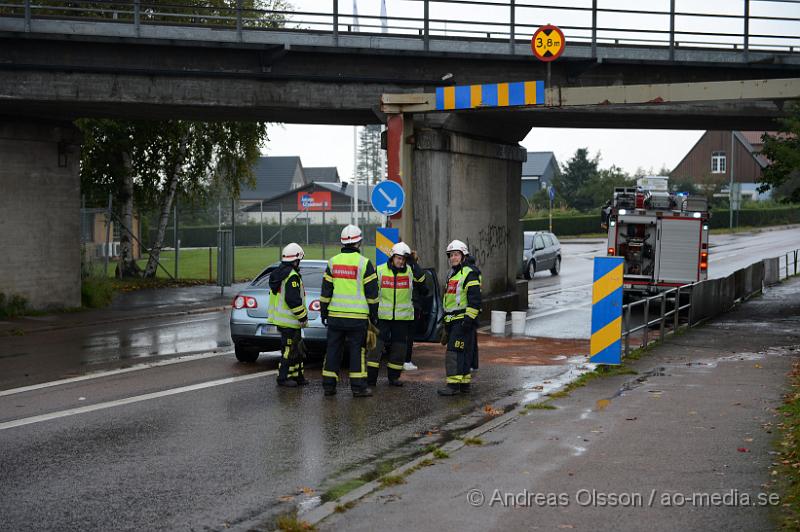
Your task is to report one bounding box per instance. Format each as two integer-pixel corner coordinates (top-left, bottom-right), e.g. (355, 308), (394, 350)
(444, 320), (474, 389)
(323, 321), (368, 393)
(367, 320), (410, 384)
(277, 327), (304, 383)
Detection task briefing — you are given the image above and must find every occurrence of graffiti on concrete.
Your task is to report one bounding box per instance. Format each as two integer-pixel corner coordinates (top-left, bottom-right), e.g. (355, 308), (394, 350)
(466, 224), (509, 268)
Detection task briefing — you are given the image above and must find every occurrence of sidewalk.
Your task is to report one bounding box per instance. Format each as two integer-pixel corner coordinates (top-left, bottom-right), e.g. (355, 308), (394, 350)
(319, 277), (800, 531)
(0, 282), (247, 336)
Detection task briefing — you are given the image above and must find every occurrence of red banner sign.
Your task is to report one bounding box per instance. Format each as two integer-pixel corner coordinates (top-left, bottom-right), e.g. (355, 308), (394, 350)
(297, 191), (332, 211)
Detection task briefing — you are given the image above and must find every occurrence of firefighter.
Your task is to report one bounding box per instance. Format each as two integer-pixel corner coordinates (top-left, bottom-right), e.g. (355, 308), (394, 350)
(438, 239), (481, 396)
(319, 225), (379, 397)
(268, 243), (309, 388)
(367, 242), (427, 387)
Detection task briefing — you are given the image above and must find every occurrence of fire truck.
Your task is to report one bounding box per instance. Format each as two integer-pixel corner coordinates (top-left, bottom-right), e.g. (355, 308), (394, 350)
(604, 177), (710, 298)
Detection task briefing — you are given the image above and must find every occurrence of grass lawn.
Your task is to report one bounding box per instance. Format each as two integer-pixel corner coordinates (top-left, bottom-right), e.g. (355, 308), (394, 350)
(99, 245), (378, 281)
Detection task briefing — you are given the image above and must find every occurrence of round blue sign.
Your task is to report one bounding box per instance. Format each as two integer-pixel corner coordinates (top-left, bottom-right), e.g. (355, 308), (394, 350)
(371, 181), (405, 216)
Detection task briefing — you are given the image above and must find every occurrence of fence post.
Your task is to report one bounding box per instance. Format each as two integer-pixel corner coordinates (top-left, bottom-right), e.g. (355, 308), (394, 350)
(669, 0), (676, 61)
(24, 0), (31, 32)
(174, 198), (179, 279)
(423, 0), (430, 52)
(509, 0), (515, 55)
(743, 0), (750, 59)
(133, 0), (141, 36)
(333, 0), (339, 45)
(322, 209), (327, 258)
(795, 249), (798, 276)
(236, 0), (243, 41)
(674, 286), (681, 331)
(208, 247), (212, 281)
(624, 303), (631, 357)
(259, 200), (263, 248)
(591, 0), (597, 58)
(659, 292), (667, 340)
(642, 298), (650, 347)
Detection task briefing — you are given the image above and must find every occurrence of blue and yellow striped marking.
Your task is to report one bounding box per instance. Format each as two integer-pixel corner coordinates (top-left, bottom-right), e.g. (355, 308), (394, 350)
(589, 257), (624, 365)
(435, 80), (545, 111)
(375, 227), (400, 267)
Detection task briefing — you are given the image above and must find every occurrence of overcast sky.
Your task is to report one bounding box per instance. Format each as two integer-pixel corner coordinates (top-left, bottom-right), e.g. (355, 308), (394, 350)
(262, 0), (797, 180)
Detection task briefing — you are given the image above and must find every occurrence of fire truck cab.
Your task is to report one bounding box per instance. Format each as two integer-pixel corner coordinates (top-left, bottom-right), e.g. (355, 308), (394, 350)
(606, 177), (710, 298)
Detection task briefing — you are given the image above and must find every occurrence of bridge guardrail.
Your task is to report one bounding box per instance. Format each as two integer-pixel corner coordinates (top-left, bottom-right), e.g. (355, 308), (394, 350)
(621, 248), (800, 357)
(1, 0), (798, 55)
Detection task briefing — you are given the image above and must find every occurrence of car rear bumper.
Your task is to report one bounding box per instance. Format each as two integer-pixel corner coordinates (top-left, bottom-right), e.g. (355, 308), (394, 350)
(230, 321), (328, 348)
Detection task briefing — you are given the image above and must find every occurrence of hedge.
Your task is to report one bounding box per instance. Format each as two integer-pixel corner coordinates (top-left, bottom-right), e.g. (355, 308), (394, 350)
(521, 206), (800, 236)
(147, 223), (382, 248)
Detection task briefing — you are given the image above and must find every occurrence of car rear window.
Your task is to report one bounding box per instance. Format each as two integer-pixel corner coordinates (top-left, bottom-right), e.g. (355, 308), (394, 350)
(549, 233), (560, 246)
(251, 265), (326, 289)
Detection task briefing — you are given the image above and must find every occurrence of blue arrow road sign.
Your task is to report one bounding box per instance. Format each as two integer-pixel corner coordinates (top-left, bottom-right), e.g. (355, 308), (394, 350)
(371, 180), (405, 216)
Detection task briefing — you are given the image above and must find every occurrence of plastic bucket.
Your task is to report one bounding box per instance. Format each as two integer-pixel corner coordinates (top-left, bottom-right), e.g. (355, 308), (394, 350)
(510, 311), (527, 335)
(490, 310), (507, 335)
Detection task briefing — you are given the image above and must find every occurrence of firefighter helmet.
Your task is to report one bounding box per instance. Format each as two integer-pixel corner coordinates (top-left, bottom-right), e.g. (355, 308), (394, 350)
(281, 243), (305, 262)
(340, 224), (363, 245)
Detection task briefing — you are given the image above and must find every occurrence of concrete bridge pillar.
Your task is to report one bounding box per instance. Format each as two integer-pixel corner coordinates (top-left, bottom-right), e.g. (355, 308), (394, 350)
(409, 123), (528, 313)
(0, 120), (82, 310)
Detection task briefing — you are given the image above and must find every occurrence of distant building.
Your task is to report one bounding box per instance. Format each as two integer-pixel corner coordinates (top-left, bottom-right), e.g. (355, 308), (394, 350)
(239, 156), (306, 208)
(304, 167), (341, 184)
(521, 152), (559, 198)
(670, 131), (772, 200)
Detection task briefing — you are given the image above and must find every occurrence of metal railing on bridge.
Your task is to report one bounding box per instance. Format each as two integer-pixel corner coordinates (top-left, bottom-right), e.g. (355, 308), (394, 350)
(1, 0), (799, 57)
(621, 247), (800, 357)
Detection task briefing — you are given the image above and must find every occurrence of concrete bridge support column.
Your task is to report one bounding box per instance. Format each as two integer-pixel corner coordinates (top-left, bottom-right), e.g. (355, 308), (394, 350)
(410, 125), (528, 313)
(0, 120), (82, 310)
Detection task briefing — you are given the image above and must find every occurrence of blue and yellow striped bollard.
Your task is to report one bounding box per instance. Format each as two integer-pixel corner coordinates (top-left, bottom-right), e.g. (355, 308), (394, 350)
(375, 227), (399, 267)
(435, 80), (545, 111)
(589, 257), (625, 365)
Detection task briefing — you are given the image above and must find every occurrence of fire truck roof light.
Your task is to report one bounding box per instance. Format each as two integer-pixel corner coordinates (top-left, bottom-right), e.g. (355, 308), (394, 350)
(692, 212), (701, 218)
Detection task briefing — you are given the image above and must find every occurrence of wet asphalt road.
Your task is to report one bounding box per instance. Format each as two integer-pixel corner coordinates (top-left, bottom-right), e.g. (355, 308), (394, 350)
(0, 227), (797, 530)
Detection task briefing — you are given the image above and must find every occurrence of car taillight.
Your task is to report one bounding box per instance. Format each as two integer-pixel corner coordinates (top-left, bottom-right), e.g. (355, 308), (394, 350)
(233, 295), (257, 309)
(607, 247), (615, 256)
(309, 300), (321, 312)
(233, 296), (245, 309)
(245, 296), (258, 309)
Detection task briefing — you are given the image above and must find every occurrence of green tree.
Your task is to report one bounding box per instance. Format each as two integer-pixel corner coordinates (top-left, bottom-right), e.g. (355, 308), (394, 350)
(356, 125), (383, 185)
(574, 165), (634, 211)
(553, 148), (600, 211)
(759, 102), (800, 202)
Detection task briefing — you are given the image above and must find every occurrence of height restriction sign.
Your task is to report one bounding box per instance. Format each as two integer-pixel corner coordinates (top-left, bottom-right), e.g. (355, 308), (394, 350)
(531, 25), (565, 62)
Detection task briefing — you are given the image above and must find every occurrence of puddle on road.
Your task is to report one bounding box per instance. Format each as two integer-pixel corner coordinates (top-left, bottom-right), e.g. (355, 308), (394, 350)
(690, 344), (799, 369)
(521, 356), (595, 404)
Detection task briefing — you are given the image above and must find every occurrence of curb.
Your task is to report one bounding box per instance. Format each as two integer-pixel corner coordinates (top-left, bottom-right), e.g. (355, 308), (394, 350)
(0, 305), (228, 337)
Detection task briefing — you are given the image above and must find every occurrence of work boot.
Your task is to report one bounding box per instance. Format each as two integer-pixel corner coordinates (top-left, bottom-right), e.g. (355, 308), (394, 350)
(388, 379), (404, 387)
(437, 385), (460, 396)
(352, 388), (373, 398)
(277, 379), (298, 388)
(324, 387), (337, 396)
(459, 383), (471, 394)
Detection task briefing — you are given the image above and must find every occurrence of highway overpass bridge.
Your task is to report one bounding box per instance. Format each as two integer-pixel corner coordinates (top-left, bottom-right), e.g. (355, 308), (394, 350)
(1, 1), (799, 309)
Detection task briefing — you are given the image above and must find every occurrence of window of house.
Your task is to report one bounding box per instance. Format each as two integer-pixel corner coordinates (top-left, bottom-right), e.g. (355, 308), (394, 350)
(711, 151), (726, 174)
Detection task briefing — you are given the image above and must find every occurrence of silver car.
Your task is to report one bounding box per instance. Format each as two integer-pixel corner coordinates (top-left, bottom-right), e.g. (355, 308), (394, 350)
(521, 231), (562, 280)
(229, 260), (443, 363)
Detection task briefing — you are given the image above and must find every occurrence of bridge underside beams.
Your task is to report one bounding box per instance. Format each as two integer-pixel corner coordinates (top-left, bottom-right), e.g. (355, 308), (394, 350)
(0, 120), (81, 310)
(411, 123), (527, 314)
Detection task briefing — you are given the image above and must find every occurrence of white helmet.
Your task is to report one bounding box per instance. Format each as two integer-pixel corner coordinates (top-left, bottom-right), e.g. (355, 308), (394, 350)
(281, 243), (305, 262)
(446, 239), (469, 255)
(340, 224), (363, 245)
(390, 242), (411, 258)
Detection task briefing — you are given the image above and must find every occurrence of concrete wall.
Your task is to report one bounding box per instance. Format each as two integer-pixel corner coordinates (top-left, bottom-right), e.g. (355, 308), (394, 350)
(0, 121), (81, 309)
(411, 126), (526, 310)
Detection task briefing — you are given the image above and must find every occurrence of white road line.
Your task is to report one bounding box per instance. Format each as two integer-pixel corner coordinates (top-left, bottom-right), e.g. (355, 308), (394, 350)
(0, 369), (277, 431)
(0, 350), (234, 398)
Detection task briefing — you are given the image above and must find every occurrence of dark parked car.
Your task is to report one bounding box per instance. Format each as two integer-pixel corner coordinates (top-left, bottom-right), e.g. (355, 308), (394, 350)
(229, 259), (443, 363)
(521, 231), (561, 280)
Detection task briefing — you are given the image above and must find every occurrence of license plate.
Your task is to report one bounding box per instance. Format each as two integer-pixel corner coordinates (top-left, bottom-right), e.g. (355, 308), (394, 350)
(258, 325), (278, 336)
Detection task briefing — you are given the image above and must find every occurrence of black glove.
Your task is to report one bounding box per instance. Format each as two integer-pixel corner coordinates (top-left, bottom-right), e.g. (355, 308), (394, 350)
(370, 315), (379, 327)
(320, 313), (328, 326)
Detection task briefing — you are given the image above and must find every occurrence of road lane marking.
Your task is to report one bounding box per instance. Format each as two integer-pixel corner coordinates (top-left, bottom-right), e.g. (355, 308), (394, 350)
(0, 349), (234, 398)
(0, 369), (278, 431)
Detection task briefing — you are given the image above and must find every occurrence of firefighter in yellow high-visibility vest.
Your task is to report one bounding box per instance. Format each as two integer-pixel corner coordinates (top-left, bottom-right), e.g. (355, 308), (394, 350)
(438, 239), (482, 396)
(268, 243), (309, 388)
(367, 242), (426, 387)
(319, 225), (380, 397)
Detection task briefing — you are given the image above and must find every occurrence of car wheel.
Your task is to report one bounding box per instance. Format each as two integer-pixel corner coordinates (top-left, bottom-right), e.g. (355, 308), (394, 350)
(527, 260), (536, 279)
(235, 344), (260, 363)
(550, 257), (561, 276)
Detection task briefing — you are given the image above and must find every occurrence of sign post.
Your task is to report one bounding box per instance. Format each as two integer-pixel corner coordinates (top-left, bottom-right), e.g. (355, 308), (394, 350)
(531, 24), (565, 101)
(548, 185), (555, 233)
